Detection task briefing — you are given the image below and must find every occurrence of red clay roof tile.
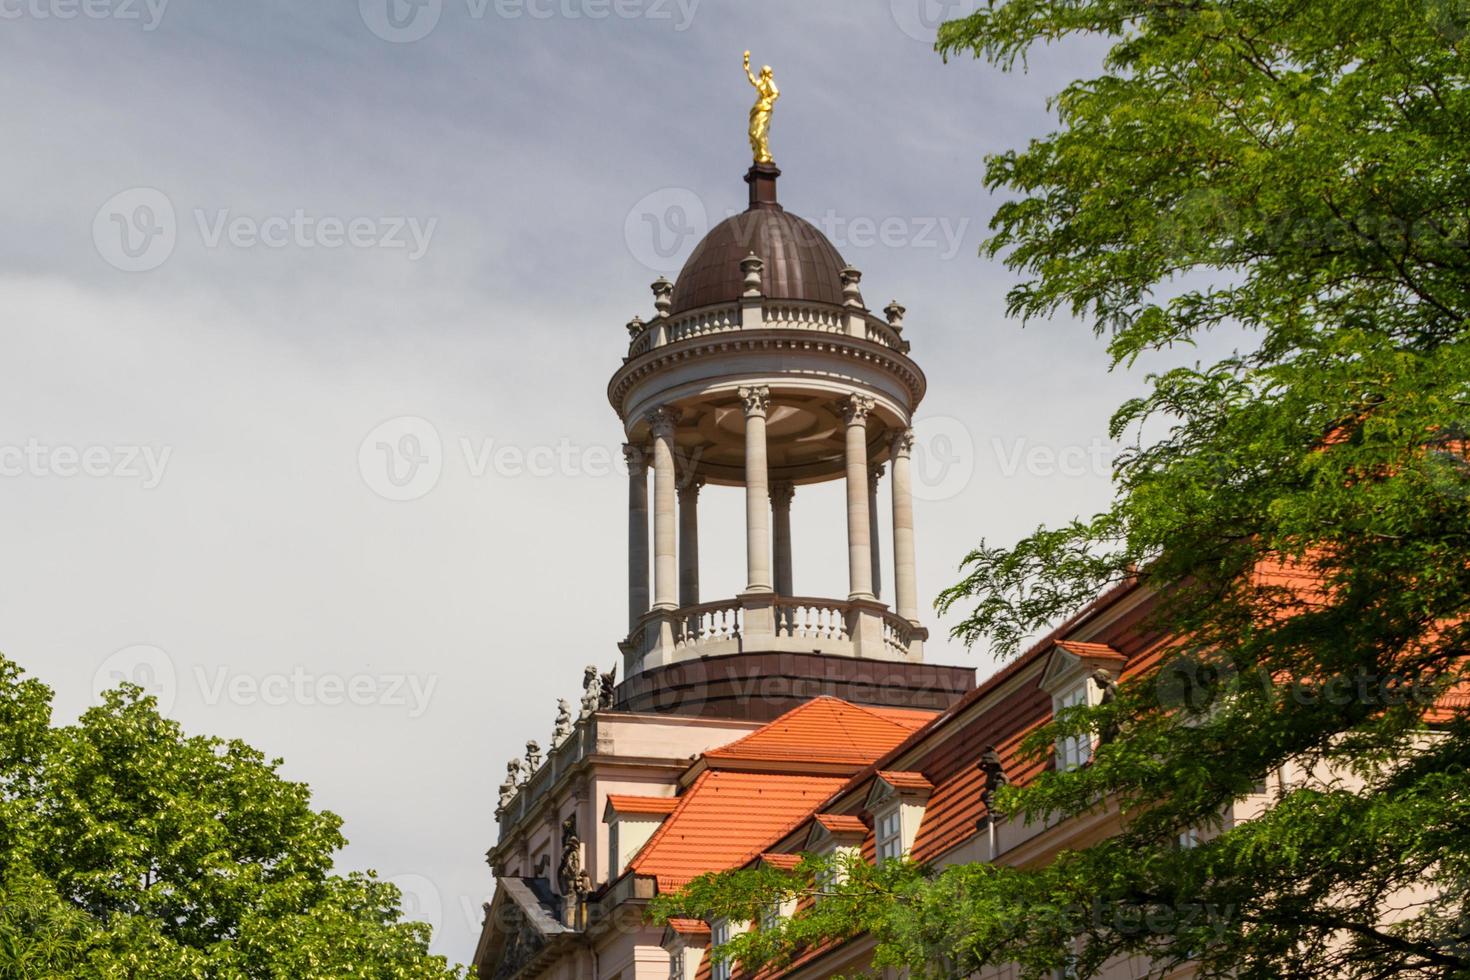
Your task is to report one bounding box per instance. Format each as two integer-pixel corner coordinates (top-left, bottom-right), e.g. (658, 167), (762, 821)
(605, 794), (680, 815)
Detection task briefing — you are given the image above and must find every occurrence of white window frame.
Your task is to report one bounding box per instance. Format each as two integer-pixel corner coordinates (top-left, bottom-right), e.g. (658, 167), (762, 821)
(710, 920), (730, 980)
(669, 941), (685, 980)
(1054, 680), (1096, 772)
(709, 918), (747, 980)
(875, 805), (904, 864)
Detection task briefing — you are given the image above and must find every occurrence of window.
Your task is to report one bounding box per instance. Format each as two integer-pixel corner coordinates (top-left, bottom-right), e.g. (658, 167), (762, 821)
(1177, 827), (1200, 849)
(875, 807), (903, 864)
(669, 945), (684, 980)
(1055, 684), (1092, 771)
(759, 902), (780, 933)
(710, 920), (730, 980)
(709, 919), (747, 980)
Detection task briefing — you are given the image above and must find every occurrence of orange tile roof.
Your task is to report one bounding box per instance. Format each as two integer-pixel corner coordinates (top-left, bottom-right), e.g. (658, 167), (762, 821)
(876, 770), (934, 793)
(812, 813), (867, 835)
(666, 918), (711, 937)
(630, 770), (847, 890)
(605, 794), (680, 815)
(1054, 640), (1126, 662)
(863, 706), (940, 730)
(705, 697), (934, 769)
(759, 853), (801, 870)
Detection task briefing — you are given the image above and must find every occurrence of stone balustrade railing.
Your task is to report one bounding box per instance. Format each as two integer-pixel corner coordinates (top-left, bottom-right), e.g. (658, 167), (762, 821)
(625, 300), (909, 358)
(622, 593), (926, 670)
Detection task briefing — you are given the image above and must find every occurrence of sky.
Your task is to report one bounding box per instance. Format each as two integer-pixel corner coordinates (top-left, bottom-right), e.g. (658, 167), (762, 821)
(0, 0), (1144, 962)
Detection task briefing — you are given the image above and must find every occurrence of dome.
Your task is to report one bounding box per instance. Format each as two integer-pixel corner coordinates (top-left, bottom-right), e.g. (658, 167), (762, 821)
(669, 166), (847, 314)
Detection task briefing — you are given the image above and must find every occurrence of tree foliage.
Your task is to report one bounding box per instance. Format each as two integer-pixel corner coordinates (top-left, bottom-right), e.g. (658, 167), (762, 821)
(0, 656), (463, 979)
(656, 0), (1470, 976)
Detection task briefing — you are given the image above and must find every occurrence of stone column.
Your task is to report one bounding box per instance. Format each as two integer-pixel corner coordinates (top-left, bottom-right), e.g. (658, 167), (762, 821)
(868, 464), (884, 602)
(623, 444), (649, 632)
(843, 394), (877, 602)
(677, 476), (703, 607)
(770, 480), (795, 596)
(647, 407), (679, 611)
(739, 386), (773, 593)
(890, 428), (919, 623)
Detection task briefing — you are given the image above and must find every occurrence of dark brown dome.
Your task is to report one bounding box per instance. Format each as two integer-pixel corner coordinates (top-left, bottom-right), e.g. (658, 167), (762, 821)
(670, 166), (847, 315)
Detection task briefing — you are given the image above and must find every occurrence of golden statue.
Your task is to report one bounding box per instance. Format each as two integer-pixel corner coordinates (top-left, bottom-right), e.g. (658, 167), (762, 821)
(743, 50), (779, 164)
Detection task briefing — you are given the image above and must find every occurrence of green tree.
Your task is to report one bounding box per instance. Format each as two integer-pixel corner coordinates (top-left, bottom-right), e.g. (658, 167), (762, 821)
(655, 0), (1470, 976)
(0, 656), (463, 979)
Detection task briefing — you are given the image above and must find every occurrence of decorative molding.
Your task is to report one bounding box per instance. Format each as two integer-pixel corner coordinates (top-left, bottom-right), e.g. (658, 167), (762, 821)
(607, 330), (926, 415)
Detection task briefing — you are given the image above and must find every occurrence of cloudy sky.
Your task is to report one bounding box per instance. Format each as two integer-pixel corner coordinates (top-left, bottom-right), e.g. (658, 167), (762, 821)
(0, 0), (1144, 961)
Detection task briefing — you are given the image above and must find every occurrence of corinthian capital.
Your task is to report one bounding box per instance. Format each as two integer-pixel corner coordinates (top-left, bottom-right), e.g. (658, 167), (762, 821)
(737, 385), (771, 418)
(891, 427), (916, 458)
(769, 480), (795, 509)
(842, 393), (876, 426)
(622, 442), (648, 474)
(644, 406), (679, 438)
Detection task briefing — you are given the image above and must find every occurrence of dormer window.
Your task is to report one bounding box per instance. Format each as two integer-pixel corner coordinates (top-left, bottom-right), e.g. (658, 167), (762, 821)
(875, 807), (903, 862)
(661, 919), (709, 980)
(805, 814), (867, 894)
(709, 918), (748, 980)
(1039, 641), (1125, 773)
(1054, 683), (1092, 771)
(864, 771), (932, 865)
(603, 794), (680, 877)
